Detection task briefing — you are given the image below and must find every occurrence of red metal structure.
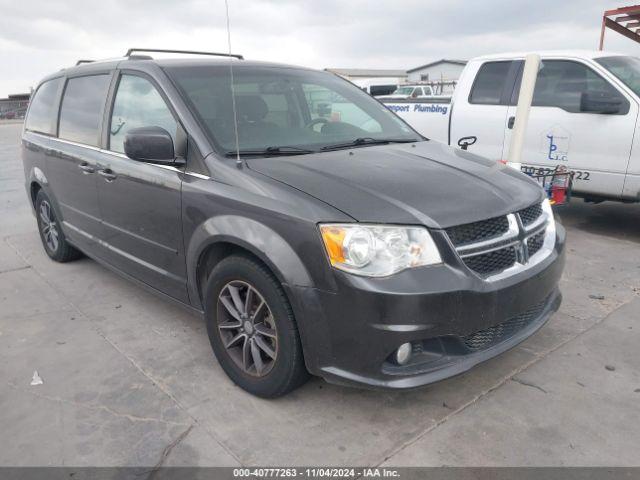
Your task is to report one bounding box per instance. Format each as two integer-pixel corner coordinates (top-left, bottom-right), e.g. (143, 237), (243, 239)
(600, 5), (640, 49)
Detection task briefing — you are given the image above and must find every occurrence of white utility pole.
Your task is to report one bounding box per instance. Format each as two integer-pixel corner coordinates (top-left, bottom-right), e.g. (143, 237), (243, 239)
(507, 53), (540, 168)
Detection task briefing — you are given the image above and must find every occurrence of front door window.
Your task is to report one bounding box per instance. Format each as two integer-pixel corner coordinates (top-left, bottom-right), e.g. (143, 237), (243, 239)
(109, 75), (177, 153)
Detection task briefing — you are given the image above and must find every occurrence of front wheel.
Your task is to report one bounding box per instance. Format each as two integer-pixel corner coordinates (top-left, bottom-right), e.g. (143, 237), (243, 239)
(204, 255), (309, 397)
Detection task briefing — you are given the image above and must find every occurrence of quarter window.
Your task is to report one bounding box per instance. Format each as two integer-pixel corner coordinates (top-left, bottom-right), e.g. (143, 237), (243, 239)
(25, 78), (62, 135)
(58, 75), (111, 146)
(109, 75), (177, 154)
(469, 61), (512, 105)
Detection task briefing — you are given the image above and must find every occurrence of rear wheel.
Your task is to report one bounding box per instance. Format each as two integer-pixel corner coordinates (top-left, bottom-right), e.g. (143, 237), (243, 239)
(35, 190), (82, 262)
(204, 255), (309, 397)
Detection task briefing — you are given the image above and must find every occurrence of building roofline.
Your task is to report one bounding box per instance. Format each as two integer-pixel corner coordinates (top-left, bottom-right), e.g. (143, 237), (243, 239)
(406, 59), (467, 73)
(325, 68), (408, 77)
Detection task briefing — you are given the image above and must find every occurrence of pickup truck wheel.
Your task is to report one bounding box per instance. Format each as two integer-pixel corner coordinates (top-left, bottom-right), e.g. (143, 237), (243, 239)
(35, 190), (82, 262)
(204, 255), (309, 398)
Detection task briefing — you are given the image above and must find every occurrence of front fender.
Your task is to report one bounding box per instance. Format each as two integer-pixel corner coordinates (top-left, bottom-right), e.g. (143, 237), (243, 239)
(186, 215), (314, 310)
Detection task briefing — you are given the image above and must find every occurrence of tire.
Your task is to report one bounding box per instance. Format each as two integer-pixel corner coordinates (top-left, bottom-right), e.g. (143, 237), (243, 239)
(204, 254), (309, 397)
(35, 190), (82, 262)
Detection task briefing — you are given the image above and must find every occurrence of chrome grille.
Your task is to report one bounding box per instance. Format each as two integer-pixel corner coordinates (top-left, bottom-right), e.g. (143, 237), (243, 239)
(445, 216), (509, 247)
(463, 246), (517, 276)
(446, 202), (551, 280)
(527, 230), (545, 257)
(518, 203), (543, 226)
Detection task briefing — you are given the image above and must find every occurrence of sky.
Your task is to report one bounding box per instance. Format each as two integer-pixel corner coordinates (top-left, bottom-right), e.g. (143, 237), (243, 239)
(1, 0), (639, 97)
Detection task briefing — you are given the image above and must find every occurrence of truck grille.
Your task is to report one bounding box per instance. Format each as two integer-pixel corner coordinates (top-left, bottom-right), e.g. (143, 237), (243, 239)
(463, 296), (548, 351)
(445, 216), (509, 247)
(445, 202), (550, 279)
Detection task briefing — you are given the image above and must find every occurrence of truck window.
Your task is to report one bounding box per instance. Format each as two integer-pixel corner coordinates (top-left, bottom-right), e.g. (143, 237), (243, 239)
(469, 61), (512, 105)
(596, 55), (640, 97)
(58, 75), (111, 146)
(512, 60), (628, 114)
(25, 78), (62, 135)
(109, 75), (178, 154)
(369, 85), (397, 96)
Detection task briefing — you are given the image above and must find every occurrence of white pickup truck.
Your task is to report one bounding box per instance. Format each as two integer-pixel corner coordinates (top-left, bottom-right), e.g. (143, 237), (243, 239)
(383, 50), (640, 203)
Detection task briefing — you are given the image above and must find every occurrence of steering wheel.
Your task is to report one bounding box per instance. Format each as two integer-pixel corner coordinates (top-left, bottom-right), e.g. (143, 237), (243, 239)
(306, 117), (329, 131)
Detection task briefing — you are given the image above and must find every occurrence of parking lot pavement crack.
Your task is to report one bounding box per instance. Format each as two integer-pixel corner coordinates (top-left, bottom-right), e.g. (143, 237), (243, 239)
(375, 295), (636, 467)
(6, 381), (192, 427)
(511, 376), (548, 394)
(145, 424), (194, 477)
(0, 265), (31, 274)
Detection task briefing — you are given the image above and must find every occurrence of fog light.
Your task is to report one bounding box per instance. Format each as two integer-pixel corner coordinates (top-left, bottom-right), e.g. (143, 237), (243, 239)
(395, 342), (413, 365)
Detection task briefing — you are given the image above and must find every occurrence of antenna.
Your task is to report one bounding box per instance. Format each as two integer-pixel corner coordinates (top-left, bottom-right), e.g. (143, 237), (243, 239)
(224, 0), (242, 168)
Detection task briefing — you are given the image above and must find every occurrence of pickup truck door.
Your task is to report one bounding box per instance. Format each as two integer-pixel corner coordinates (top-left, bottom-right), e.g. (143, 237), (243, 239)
(503, 59), (637, 199)
(449, 60), (520, 160)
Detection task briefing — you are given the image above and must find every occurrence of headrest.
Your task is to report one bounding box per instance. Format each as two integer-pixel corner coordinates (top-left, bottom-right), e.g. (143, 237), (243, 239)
(236, 95), (268, 121)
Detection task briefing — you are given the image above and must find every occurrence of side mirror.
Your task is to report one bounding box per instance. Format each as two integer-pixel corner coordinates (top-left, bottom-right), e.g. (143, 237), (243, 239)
(124, 126), (181, 165)
(580, 91), (622, 114)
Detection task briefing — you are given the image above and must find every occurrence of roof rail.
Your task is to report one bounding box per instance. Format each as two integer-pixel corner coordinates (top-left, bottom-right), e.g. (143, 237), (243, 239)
(125, 48), (244, 60)
(75, 59), (95, 66)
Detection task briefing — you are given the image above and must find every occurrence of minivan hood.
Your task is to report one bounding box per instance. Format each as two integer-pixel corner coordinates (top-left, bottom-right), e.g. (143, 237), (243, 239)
(247, 141), (543, 229)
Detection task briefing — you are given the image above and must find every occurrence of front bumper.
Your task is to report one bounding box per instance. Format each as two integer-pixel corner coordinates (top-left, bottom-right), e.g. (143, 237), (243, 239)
(289, 224), (566, 389)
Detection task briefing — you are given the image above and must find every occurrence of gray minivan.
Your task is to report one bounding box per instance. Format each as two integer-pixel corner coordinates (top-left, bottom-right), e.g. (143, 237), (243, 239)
(22, 49), (565, 397)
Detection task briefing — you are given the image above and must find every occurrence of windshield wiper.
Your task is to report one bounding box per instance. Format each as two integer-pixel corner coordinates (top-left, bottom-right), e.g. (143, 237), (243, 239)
(225, 146), (316, 157)
(320, 137), (419, 151)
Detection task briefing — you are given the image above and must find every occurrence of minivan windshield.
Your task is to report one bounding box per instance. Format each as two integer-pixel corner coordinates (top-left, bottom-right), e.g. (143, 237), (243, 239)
(165, 65), (420, 155)
(595, 55), (640, 97)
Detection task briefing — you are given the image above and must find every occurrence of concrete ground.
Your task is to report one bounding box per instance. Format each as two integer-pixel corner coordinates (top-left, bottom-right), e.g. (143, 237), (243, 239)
(1, 122), (639, 467)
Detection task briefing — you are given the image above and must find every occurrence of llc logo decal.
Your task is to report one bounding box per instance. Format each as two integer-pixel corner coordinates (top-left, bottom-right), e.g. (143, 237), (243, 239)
(541, 125), (570, 162)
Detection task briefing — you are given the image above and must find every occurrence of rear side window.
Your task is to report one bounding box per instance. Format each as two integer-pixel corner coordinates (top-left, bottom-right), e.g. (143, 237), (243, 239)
(59, 75), (111, 146)
(469, 61), (512, 105)
(25, 78), (62, 135)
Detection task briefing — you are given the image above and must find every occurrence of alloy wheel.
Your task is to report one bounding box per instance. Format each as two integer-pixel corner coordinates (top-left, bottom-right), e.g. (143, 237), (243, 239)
(39, 200), (59, 252)
(216, 280), (278, 376)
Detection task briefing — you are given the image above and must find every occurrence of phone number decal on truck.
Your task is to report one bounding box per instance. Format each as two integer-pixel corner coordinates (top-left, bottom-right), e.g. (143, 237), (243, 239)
(521, 165), (591, 181)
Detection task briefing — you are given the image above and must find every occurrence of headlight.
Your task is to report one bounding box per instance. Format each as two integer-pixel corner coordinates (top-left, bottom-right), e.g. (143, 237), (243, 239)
(319, 224), (442, 277)
(541, 198), (556, 235)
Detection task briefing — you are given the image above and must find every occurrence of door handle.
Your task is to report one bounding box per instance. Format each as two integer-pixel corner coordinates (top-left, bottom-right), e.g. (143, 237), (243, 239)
(78, 162), (95, 174)
(98, 168), (117, 181)
(457, 136), (477, 151)
(507, 116), (515, 129)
